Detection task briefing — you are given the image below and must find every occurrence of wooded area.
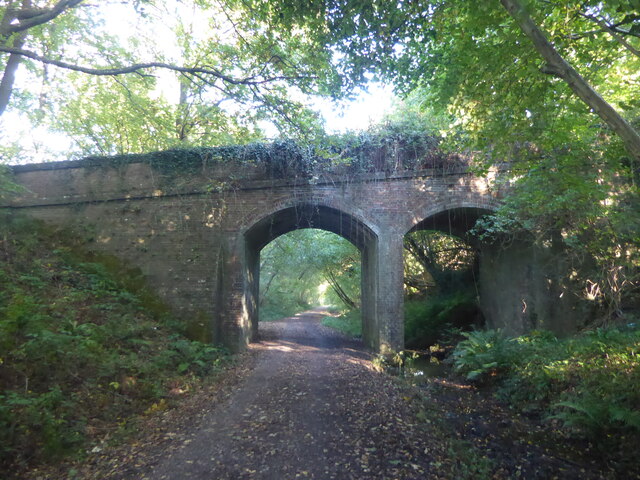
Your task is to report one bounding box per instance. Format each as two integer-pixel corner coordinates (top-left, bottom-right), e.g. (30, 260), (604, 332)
(2, 0), (638, 316)
(1, 0), (640, 477)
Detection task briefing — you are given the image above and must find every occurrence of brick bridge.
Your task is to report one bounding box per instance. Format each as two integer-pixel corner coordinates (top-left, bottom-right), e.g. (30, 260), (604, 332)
(4, 153), (578, 352)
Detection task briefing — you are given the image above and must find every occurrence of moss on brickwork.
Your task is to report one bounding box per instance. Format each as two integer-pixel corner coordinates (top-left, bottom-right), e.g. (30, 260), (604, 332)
(184, 311), (214, 343)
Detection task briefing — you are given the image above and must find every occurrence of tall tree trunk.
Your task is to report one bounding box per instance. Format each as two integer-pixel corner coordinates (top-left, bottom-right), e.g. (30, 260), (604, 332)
(176, 77), (190, 141)
(404, 237), (442, 287)
(0, 1), (30, 116)
(0, 47), (24, 115)
(259, 271), (278, 306)
(500, 0), (640, 162)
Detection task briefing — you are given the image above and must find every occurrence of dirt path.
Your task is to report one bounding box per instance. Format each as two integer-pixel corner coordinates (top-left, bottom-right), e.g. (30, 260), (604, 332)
(138, 310), (436, 479)
(32, 310), (614, 479)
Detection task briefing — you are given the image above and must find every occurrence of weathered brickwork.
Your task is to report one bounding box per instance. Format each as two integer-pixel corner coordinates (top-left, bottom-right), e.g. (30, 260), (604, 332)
(4, 157), (525, 352)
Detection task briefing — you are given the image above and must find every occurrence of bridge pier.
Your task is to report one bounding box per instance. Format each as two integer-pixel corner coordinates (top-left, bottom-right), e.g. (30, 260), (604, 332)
(372, 231), (405, 353)
(478, 239), (595, 336)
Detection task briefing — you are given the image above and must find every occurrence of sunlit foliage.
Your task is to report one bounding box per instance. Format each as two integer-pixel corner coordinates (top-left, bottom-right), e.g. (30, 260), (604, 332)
(453, 326), (640, 474)
(259, 229), (360, 321)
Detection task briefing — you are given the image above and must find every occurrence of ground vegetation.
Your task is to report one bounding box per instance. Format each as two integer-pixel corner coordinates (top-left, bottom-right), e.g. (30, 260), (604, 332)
(259, 229), (360, 322)
(453, 326), (640, 474)
(0, 213), (228, 473)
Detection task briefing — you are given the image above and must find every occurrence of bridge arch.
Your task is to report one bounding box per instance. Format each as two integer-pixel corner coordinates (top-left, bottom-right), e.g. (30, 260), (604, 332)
(402, 200), (499, 238)
(240, 202), (389, 350)
(8, 156), (582, 352)
(242, 201), (380, 250)
(401, 203), (500, 348)
(7, 156), (520, 352)
(235, 201), (501, 353)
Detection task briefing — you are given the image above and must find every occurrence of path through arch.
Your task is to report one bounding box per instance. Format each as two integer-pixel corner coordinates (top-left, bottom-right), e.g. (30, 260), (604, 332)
(242, 203), (387, 350)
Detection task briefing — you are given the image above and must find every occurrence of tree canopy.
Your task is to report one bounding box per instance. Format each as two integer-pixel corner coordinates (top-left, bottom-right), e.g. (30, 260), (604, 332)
(0, 0), (343, 160)
(248, 0), (639, 157)
(4, 1), (638, 162)
(259, 229), (361, 321)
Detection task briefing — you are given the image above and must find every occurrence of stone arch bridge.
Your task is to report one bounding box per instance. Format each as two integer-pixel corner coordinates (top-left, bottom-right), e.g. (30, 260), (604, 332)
(4, 155), (577, 352)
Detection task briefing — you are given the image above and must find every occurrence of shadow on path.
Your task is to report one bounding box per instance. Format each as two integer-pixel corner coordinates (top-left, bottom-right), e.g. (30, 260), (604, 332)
(50, 310), (613, 479)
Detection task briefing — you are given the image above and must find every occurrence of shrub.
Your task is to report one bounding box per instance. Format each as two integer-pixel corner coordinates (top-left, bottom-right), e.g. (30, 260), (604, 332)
(321, 309), (362, 337)
(452, 326), (640, 454)
(259, 301), (307, 322)
(0, 214), (229, 471)
(452, 329), (515, 381)
(404, 291), (479, 348)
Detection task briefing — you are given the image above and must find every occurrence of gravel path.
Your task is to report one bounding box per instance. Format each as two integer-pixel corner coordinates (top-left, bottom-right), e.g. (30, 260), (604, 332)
(144, 310), (435, 479)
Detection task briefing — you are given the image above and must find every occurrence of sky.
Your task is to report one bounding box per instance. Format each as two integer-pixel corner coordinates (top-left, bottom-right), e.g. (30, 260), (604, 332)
(0, 82), (396, 164)
(313, 83), (396, 134)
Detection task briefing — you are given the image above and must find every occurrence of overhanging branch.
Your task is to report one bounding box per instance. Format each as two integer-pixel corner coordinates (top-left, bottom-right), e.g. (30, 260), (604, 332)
(500, 0), (640, 162)
(580, 13), (640, 58)
(0, 45), (315, 86)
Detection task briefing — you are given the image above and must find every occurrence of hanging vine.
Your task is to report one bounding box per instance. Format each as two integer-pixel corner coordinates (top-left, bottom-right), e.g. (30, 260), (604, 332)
(73, 129), (470, 181)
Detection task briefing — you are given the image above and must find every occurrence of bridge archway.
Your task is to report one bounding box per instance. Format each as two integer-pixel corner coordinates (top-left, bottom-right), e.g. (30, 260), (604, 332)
(241, 203), (396, 351)
(403, 199), (498, 238)
(402, 206), (494, 348)
(12, 156), (573, 351)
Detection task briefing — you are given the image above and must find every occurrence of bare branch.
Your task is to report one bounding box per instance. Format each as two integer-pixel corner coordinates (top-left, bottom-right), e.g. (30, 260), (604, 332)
(0, 45), (315, 86)
(570, 14), (640, 39)
(1, 0), (84, 36)
(580, 13), (640, 57)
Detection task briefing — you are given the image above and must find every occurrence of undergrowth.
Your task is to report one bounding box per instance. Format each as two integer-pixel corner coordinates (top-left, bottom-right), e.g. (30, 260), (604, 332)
(321, 309), (362, 337)
(321, 292), (480, 346)
(404, 291), (480, 349)
(259, 301), (311, 323)
(0, 213), (228, 473)
(452, 326), (640, 472)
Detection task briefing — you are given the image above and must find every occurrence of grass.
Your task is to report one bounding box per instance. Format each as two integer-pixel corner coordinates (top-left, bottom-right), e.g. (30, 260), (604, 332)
(404, 291), (479, 349)
(259, 302), (308, 322)
(321, 309), (362, 337)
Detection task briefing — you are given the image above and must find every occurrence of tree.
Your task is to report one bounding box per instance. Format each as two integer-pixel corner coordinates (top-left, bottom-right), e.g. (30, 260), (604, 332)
(51, 73), (264, 156)
(0, 0), (340, 160)
(0, 1), (336, 112)
(259, 229), (361, 319)
(499, 0), (640, 162)
(248, 0), (638, 160)
(404, 230), (476, 298)
(250, 0), (639, 320)
(1, 0), (79, 115)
